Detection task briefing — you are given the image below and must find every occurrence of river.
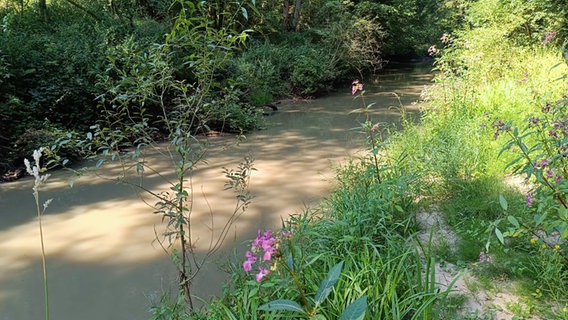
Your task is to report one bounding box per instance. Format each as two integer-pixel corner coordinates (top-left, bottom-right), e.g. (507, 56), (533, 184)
(0, 62), (433, 319)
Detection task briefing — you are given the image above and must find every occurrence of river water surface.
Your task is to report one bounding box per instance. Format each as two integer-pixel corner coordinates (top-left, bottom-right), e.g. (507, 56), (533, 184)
(0, 62), (432, 319)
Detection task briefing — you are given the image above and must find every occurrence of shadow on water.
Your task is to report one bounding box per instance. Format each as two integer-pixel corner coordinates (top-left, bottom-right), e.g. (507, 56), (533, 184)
(0, 62), (433, 320)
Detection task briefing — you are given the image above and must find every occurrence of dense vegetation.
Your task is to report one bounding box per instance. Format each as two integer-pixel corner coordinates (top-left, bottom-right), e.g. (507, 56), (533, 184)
(4, 0), (568, 319)
(0, 0), (453, 175)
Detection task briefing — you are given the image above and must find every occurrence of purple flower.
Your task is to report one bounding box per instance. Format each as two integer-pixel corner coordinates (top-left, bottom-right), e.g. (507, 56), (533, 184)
(542, 103), (551, 113)
(546, 170), (555, 178)
(556, 175), (562, 185)
(526, 192), (534, 207)
(540, 159), (549, 167)
(542, 31), (556, 46)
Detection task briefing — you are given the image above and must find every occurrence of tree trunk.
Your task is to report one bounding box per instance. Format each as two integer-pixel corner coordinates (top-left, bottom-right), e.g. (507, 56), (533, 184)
(282, 0), (290, 30)
(291, 0), (301, 30)
(38, 0), (47, 21)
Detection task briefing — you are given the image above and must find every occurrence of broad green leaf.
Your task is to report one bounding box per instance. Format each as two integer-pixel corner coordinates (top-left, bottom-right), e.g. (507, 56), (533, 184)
(315, 261), (343, 305)
(508, 215), (520, 229)
(339, 296), (367, 320)
(499, 195), (508, 211)
(495, 228), (505, 244)
(258, 300), (305, 313)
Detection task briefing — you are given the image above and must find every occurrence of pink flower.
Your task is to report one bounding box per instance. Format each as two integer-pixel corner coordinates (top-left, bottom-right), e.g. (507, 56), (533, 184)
(243, 251), (257, 272)
(351, 80), (363, 95)
(263, 246), (277, 261)
(371, 123), (380, 132)
(256, 266), (270, 282)
(243, 229), (280, 279)
(428, 45), (439, 56)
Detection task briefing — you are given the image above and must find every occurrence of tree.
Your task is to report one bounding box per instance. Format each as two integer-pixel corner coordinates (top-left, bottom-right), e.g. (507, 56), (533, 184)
(38, 0), (47, 20)
(282, 0), (301, 30)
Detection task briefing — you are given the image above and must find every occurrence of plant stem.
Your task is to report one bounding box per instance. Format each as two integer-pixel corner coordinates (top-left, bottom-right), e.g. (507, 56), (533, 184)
(283, 262), (312, 315)
(37, 201), (49, 320)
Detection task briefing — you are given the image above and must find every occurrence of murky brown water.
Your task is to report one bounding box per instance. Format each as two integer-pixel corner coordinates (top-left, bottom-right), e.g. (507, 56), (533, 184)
(0, 62), (432, 319)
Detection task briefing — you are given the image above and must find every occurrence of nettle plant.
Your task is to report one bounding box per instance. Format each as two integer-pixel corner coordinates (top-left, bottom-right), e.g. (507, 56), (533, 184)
(492, 95), (568, 262)
(242, 229), (367, 319)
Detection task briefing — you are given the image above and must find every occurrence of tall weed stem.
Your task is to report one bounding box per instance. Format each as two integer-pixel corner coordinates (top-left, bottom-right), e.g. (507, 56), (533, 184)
(24, 148), (51, 320)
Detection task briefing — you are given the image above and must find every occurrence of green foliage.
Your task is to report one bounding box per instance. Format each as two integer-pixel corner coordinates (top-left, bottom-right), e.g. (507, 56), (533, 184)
(0, 0), (172, 170)
(382, 1), (568, 315)
(89, 2), (259, 312)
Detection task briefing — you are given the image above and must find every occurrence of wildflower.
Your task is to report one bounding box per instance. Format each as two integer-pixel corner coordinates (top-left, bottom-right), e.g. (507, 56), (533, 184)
(553, 244), (560, 252)
(440, 33), (451, 44)
(550, 130), (559, 139)
(428, 45), (439, 56)
(244, 229), (279, 281)
(256, 266), (270, 282)
(530, 238), (537, 244)
(526, 192), (534, 207)
(540, 159), (549, 167)
(351, 80), (363, 95)
(371, 123), (380, 132)
(542, 31), (556, 46)
(243, 251), (257, 272)
(542, 103), (551, 113)
(556, 175), (562, 184)
(479, 251), (493, 263)
(281, 229), (293, 240)
(547, 170), (554, 178)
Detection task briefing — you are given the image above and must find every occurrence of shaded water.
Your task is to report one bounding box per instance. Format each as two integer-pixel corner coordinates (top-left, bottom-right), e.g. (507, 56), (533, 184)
(0, 62), (433, 319)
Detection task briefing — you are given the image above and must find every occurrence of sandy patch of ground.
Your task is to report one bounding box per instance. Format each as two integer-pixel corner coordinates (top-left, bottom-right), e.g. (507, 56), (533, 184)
(416, 208), (540, 319)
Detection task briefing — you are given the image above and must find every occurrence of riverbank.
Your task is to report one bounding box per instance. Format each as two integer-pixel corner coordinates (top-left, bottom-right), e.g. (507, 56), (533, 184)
(0, 63), (433, 319)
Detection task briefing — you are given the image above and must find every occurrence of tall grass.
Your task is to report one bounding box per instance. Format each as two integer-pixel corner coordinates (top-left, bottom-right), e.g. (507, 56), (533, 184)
(384, 16), (568, 316)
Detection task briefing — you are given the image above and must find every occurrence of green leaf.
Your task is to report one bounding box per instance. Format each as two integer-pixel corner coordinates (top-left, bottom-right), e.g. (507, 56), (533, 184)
(495, 228), (505, 245)
(286, 253), (295, 271)
(241, 7), (248, 20)
(339, 296), (367, 320)
(258, 300), (305, 313)
(499, 194), (508, 211)
(508, 215), (520, 229)
(315, 261), (343, 305)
